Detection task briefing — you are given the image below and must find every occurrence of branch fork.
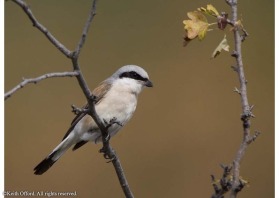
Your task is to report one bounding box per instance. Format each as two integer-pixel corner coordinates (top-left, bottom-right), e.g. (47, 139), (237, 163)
(7, 0), (135, 197)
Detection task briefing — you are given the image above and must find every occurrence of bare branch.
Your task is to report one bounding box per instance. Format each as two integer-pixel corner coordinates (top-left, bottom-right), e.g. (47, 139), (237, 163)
(240, 28), (249, 42)
(71, 104), (89, 115)
(247, 131), (261, 144)
(11, 0), (72, 57)
(233, 87), (241, 95)
(208, 1), (257, 197)
(226, 0), (257, 197)
(211, 164), (232, 198)
(74, 0), (97, 57)
(8, 1), (135, 197)
(4, 71), (79, 100)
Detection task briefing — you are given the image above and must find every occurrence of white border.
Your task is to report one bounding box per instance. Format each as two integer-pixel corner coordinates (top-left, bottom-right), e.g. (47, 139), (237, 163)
(1, 0), (5, 197)
(275, 0), (278, 197)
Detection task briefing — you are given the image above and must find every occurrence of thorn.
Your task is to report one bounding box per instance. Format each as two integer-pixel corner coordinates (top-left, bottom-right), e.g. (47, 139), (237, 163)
(247, 131), (261, 144)
(210, 175), (220, 193)
(71, 104), (88, 115)
(241, 107), (255, 121)
(249, 105), (255, 111)
(225, 0), (233, 6)
(220, 164), (226, 169)
(233, 87), (241, 94)
(231, 50), (239, 58)
(231, 65), (239, 72)
(241, 28), (249, 42)
(220, 164), (232, 176)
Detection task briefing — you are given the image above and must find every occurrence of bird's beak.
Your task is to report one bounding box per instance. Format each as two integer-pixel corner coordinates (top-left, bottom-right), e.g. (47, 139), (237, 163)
(145, 80), (153, 87)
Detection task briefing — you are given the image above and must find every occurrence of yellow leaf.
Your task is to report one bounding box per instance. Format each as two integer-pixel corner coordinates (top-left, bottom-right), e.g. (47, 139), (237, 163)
(198, 27), (208, 40)
(207, 4), (220, 17)
(235, 19), (244, 30)
(230, 20), (244, 31)
(183, 11), (209, 40)
(211, 35), (230, 58)
(187, 11), (207, 22)
(197, 7), (207, 13)
(198, 4), (220, 17)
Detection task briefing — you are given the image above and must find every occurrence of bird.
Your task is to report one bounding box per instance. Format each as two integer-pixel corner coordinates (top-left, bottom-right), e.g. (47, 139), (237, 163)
(34, 65), (153, 175)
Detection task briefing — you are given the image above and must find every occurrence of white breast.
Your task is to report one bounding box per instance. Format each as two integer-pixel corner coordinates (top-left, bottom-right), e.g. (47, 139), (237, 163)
(73, 78), (142, 143)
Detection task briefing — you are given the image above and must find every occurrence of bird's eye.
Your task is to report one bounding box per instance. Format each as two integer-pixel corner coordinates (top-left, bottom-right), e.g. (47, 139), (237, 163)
(119, 71), (148, 82)
(131, 71), (138, 78)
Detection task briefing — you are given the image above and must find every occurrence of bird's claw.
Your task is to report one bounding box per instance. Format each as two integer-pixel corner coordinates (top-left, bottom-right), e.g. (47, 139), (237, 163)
(103, 117), (123, 130)
(99, 146), (115, 162)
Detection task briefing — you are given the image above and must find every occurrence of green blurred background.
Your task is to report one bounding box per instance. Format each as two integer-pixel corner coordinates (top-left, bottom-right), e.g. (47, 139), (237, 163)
(5, 0), (274, 197)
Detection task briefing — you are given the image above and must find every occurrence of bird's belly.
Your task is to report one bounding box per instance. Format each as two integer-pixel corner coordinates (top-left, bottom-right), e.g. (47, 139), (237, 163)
(77, 95), (137, 143)
(96, 94), (137, 127)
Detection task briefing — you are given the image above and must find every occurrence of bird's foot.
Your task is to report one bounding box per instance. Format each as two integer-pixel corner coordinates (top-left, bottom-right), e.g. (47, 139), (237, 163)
(103, 117), (123, 130)
(99, 146), (116, 162)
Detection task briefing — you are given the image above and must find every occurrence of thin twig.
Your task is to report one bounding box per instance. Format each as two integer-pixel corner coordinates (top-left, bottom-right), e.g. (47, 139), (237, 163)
(11, 0), (72, 57)
(4, 71), (79, 100)
(71, 104), (88, 115)
(8, 0), (135, 197)
(74, 0), (97, 57)
(210, 1), (259, 197)
(226, 0), (258, 197)
(211, 164), (233, 198)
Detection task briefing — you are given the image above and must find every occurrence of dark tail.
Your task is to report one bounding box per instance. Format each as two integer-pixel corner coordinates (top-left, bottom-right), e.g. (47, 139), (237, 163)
(34, 137), (74, 175)
(34, 151), (58, 175)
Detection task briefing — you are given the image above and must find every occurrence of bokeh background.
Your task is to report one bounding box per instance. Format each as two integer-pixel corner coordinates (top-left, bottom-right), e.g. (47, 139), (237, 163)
(5, 0), (274, 197)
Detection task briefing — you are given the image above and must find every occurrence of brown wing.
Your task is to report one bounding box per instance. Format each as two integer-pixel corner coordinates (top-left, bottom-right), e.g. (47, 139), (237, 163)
(62, 81), (112, 141)
(92, 81), (112, 105)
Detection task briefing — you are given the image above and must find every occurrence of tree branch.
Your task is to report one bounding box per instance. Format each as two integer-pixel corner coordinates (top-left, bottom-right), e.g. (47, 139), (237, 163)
(227, 0), (259, 197)
(210, 1), (260, 197)
(74, 0), (97, 57)
(211, 164), (232, 198)
(8, 0), (134, 197)
(11, 0), (72, 57)
(4, 71), (79, 100)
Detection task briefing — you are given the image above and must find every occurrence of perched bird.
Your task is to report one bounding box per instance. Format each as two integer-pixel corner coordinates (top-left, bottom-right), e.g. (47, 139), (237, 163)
(34, 65), (153, 175)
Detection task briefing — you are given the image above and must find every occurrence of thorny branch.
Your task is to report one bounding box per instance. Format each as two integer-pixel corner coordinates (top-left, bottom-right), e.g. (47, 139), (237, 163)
(229, 0), (255, 196)
(211, 165), (232, 198)
(7, 1), (134, 197)
(211, 0), (260, 197)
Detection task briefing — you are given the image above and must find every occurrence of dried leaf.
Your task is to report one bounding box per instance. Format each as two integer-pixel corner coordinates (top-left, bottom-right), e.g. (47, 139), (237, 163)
(207, 4), (220, 17)
(230, 19), (244, 31)
(218, 13), (228, 30)
(198, 4), (220, 17)
(235, 20), (244, 29)
(183, 11), (209, 40)
(211, 35), (230, 58)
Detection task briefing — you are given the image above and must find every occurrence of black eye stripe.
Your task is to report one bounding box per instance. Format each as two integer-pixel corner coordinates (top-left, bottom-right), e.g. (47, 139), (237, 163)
(119, 71), (148, 82)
